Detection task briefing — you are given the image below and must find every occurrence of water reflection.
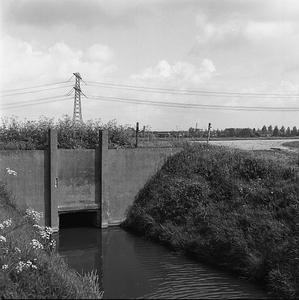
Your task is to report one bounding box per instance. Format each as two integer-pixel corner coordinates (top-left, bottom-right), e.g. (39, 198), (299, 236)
(58, 227), (272, 299)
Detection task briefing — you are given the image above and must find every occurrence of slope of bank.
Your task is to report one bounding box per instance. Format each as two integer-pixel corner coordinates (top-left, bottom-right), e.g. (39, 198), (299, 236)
(0, 180), (103, 299)
(121, 143), (299, 299)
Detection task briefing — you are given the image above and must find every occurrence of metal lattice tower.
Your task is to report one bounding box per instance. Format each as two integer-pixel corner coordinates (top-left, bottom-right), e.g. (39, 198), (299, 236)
(73, 72), (83, 122)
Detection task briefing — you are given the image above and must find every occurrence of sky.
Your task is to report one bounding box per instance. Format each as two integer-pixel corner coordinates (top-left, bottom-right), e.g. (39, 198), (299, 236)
(1, 0), (299, 131)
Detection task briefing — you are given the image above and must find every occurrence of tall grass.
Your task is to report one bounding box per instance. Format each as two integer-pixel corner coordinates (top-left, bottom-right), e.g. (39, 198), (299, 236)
(121, 143), (299, 299)
(0, 115), (135, 149)
(0, 173), (103, 299)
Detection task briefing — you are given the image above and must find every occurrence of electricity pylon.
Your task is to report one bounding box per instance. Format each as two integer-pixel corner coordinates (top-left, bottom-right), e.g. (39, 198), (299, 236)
(73, 72), (83, 123)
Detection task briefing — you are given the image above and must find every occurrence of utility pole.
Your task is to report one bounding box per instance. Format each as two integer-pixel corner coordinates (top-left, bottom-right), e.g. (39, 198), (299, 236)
(207, 122), (212, 144)
(73, 72), (83, 123)
(135, 122), (139, 148)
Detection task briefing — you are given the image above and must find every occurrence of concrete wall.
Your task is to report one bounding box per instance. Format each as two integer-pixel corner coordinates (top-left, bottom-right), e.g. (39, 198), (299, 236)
(0, 130), (182, 231)
(106, 148), (181, 225)
(0, 150), (50, 226)
(57, 149), (99, 212)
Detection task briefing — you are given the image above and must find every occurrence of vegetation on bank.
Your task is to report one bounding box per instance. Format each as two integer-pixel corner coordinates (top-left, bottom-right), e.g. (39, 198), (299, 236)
(0, 173), (103, 299)
(121, 143), (299, 299)
(2, 116), (298, 151)
(0, 115), (137, 150)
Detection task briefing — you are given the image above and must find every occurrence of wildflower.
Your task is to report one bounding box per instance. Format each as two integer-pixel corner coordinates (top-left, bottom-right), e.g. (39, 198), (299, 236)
(3, 219), (12, 228)
(0, 235), (6, 243)
(25, 208), (43, 223)
(30, 239), (43, 250)
(14, 247), (21, 253)
(15, 260), (37, 273)
(6, 167), (17, 176)
(2, 264), (8, 270)
(0, 224), (4, 230)
(15, 261), (26, 273)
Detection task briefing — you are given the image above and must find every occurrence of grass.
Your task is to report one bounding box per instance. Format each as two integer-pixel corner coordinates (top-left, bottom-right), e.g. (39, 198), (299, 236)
(0, 176), (104, 299)
(121, 142), (299, 299)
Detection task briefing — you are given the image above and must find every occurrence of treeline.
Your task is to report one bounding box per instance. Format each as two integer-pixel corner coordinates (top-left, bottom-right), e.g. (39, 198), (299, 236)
(188, 125), (299, 138)
(0, 115), (136, 150)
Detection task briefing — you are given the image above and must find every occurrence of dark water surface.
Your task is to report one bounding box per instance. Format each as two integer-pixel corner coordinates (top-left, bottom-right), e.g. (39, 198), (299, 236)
(58, 227), (272, 299)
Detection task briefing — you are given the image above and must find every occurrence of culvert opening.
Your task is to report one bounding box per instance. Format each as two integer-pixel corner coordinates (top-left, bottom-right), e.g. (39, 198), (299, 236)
(59, 211), (98, 228)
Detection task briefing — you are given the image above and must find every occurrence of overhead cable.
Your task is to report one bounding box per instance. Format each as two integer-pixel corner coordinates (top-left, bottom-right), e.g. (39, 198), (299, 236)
(86, 94), (299, 111)
(85, 80), (299, 98)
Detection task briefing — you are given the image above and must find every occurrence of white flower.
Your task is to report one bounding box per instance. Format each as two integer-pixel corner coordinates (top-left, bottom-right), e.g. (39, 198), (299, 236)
(6, 167), (17, 176)
(3, 219), (12, 228)
(14, 247), (21, 253)
(0, 235), (6, 243)
(30, 239), (43, 250)
(26, 208), (43, 223)
(2, 264), (8, 270)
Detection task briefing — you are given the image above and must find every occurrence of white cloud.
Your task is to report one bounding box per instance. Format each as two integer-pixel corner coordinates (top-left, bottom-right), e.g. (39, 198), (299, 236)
(0, 35), (116, 89)
(85, 44), (114, 62)
(131, 59), (216, 88)
(195, 12), (298, 46)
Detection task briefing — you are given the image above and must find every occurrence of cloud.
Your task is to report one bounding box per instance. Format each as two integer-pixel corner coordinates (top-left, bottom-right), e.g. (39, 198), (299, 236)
(85, 44), (114, 62)
(131, 59), (216, 88)
(0, 35), (116, 88)
(2, 0), (137, 29)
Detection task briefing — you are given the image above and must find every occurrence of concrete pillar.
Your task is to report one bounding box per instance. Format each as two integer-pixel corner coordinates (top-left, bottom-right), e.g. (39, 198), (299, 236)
(99, 130), (109, 228)
(49, 129), (59, 232)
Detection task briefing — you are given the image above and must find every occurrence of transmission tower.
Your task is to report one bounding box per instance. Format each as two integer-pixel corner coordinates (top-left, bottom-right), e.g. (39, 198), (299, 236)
(73, 72), (83, 122)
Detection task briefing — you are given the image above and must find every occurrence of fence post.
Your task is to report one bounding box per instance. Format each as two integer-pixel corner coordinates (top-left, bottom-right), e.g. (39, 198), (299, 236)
(48, 129), (59, 232)
(135, 122), (139, 148)
(99, 130), (109, 228)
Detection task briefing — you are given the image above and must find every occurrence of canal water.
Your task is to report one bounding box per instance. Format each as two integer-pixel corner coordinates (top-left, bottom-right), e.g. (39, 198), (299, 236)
(57, 226), (273, 299)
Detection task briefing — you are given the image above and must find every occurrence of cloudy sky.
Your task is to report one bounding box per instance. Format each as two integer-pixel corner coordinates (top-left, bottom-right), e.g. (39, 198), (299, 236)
(1, 0), (299, 131)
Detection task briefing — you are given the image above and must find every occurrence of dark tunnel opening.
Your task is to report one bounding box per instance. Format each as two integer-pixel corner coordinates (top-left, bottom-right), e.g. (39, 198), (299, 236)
(59, 211), (98, 228)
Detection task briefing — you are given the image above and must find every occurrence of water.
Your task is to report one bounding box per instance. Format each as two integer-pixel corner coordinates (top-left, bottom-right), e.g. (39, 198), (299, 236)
(58, 227), (272, 299)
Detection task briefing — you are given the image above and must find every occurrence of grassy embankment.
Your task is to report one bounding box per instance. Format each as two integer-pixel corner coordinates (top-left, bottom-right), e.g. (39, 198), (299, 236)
(0, 177), (104, 299)
(121, 142), (299, 299)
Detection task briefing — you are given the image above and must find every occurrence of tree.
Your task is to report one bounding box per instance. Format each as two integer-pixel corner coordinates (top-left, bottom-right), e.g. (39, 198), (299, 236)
(262, 125), (267, 132)
(286, 127), (291, 136)
(273, 125), (279, 137)
(280, 126), (285, 136)
(268, 125), (273, 133)
(291, 126), (298, 136)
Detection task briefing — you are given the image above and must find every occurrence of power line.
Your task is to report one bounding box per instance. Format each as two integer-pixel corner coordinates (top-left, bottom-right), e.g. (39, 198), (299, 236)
(85, 80), (299, 98)
(86, 94), (299, 111)
(0, 95), (72, 109)
(0, 81), (70, 94)
(0, 84), (73, 98)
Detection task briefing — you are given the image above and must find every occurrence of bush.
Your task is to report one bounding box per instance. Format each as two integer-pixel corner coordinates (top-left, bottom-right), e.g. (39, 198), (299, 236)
(0, 115), (135, 149)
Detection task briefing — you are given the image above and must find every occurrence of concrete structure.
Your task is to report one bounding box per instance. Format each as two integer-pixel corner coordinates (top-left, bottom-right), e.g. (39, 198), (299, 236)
(1, 130), (181, 232)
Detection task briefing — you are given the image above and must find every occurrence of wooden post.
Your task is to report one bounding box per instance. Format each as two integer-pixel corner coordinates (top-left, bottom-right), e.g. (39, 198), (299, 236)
(207, 123), (211, 144)
(135, 122), (139, 148)
(48, 129), (59, 232)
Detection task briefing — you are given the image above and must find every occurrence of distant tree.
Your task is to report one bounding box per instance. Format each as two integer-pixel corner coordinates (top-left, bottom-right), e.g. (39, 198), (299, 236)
(253, 128), (256, 136)
(262, 125), (267, 132)
(291, 126), (298, 136)
(188, 127), (195, 137)
(273, 125), (279, 137)
(268, 125), (273, 133)
(237, 128), (254, 138)
(286, 126), (291, 136)
(280, 126), (285, 136)
(224, 128), (236, 137)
